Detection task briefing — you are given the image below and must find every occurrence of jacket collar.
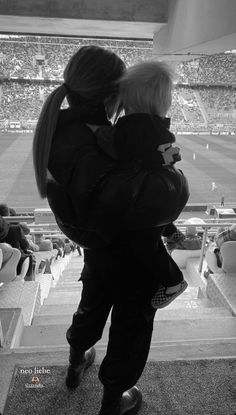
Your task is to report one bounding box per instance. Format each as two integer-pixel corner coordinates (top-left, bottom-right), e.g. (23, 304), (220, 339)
(116, 113), (175, 144)
(58, 105), (110, 127)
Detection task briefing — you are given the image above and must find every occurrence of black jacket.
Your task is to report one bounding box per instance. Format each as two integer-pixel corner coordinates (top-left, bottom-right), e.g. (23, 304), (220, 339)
(95, 113), (189, 231)
(3, 224), (30, 253)
(0, 215), (9, 241)
(47, 108), (189, 249)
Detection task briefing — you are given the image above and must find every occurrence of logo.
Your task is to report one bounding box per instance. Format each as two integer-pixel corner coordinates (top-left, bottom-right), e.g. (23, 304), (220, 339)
(19, 366), (51, 389)
(31, 376), (40, 383)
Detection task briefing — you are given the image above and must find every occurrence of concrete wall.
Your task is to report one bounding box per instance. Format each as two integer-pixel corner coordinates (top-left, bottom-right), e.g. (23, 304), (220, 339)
(0, 0), (235, 50)
(154, 0), (236, 59)
(0, 0), (167, 22)
(0, 0), (167, 39)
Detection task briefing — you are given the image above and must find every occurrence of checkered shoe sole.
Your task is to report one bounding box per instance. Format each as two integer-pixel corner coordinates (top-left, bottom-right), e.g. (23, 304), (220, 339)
(151, 280), (188, 309)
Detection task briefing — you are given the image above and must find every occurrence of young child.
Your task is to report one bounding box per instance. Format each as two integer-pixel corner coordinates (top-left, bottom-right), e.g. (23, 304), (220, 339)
(94, 60), (189, 309)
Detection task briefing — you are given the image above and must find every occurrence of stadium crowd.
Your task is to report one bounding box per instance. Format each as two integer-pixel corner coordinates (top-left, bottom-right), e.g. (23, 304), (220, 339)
(0, 36), (153, 79)
(176, 53), (236, 85)
(0, 35), (235, 132)
(1, 82), (234, 132)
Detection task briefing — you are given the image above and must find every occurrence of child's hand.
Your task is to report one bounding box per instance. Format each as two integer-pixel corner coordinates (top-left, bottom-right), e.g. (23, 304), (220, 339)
(160, 146), (181, 165)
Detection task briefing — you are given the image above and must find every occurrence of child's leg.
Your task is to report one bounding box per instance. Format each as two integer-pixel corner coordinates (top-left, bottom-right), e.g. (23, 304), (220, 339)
(151, 250), (188, 309)
(163, 253), (184, 288)
(165, 283), (183, 295)
(151, 280), (188, 309)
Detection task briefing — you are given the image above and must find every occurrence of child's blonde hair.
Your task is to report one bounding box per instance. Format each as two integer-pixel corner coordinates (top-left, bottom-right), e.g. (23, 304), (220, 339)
(118, 60), (175, 117)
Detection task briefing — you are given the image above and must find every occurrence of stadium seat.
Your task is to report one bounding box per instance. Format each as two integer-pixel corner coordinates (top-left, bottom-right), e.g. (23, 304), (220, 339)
(171, 249), (201, 269)
(0, 248), (21, 283)
(220, 241), (236, 274)
(205, 241), (236, 275)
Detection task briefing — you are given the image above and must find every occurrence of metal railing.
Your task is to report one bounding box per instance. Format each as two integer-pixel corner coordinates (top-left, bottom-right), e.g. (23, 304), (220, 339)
(2, 215), (236, 273)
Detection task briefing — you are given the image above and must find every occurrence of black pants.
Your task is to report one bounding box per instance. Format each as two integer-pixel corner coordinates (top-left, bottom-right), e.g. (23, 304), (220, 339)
(66, 245), (158, 395)
(66, 234), (183, 394)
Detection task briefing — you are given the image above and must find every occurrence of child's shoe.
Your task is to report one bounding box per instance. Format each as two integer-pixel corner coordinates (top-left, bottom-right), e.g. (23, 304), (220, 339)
(151, 280), (188, 309)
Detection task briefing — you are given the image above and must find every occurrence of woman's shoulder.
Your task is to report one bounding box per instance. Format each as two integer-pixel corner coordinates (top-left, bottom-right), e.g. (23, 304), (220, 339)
(56, 110), (95, 142)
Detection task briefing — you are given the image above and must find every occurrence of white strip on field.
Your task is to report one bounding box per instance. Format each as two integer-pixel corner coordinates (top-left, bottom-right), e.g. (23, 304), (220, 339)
(178, 136), (236, 175)
(0, 135), (32, 200)
(196, 135), (236, 152)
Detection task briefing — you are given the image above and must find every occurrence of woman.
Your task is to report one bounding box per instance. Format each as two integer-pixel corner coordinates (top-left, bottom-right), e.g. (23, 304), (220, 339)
(33, 46), (188, 415)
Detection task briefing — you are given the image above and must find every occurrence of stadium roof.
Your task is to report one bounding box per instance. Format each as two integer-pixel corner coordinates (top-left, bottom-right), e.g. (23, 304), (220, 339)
(0, 0), (236, 60)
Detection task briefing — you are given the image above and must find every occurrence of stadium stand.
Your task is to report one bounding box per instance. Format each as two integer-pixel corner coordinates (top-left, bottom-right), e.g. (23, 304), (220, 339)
(0, 35), (235, 133)
(175, 53), (236, 85)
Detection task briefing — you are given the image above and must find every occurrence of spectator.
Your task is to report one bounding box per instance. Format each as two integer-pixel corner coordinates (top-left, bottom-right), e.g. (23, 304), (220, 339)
(51, 237), (65, 256)
(165, 222), (202, 253)
(0, 203), (34, 242)
(20, 223), (40, 252)
(0, 215), (9, 241)
(163, 222), (186, 254)
(0, 203), (10, 217)
(9, 207), (17, 216)
(34, 233), (53, 251)
(63, 238), (76, 254)
(64, 238), (76, 252)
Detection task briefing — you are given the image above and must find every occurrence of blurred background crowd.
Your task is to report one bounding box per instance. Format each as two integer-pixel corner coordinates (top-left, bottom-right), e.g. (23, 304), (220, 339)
(0, 35), (235, 133)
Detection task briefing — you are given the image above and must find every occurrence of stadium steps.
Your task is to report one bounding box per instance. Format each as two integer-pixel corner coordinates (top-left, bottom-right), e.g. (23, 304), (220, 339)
(32, 306), (232, 326)
(8, 253), (235, 359)
(14, 317), (236, 360)
(42, 286), (201, 306)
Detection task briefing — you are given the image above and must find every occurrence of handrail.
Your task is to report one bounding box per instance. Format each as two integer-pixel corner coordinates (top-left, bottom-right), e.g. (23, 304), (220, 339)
(28, 223), (59, 228)
(2, 215), (35, 223)
(2, 216), (59, 228)
(2, 215), (235, 274)
(176, 218), (236, 223)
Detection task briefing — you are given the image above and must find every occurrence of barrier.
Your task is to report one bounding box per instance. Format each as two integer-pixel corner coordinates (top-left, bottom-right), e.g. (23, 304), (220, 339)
(3, 211), (236, 276)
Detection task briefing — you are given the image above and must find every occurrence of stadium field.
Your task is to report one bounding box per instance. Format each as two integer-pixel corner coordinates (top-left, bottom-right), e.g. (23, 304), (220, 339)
(0, 132), (236, 209)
